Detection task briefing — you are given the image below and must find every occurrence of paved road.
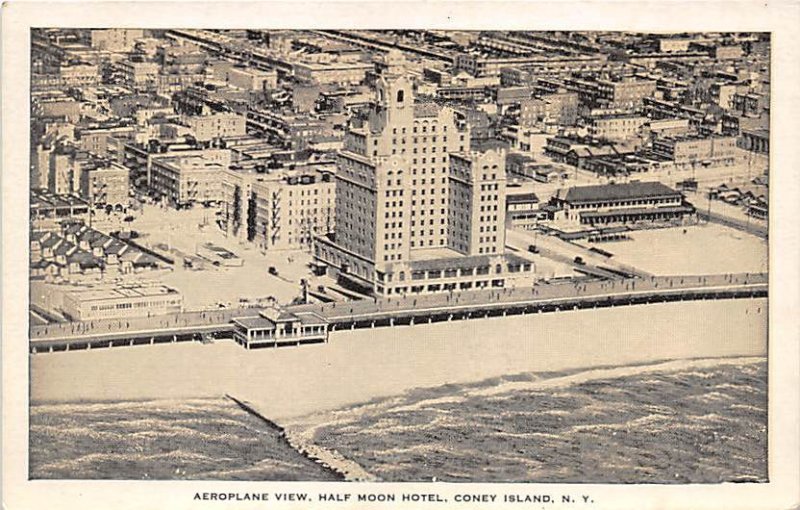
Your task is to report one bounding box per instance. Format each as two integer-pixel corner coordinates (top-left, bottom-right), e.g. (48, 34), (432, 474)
(506, 228), (651, 278)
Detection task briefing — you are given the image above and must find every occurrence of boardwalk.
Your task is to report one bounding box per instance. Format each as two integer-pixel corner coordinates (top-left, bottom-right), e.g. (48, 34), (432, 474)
(291, 272), (766, 324)
(29, 272), (767, 353)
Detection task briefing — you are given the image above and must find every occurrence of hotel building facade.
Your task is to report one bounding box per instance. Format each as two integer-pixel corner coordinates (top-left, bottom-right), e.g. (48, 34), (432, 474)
(314, 73), (535, 296)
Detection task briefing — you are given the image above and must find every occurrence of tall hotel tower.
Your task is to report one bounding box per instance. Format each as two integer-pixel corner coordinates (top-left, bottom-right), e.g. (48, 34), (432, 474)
(314, 71), (535, 296)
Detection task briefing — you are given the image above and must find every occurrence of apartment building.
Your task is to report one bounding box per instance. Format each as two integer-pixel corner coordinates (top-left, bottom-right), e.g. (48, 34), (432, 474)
(90, 29), (144, 52)
(519, 92), (579, 127)
(219, 166), (336, 251)
(79, 163), (130, 207)
(589, 114), (648, 142)
(293, 59), (373, 86)
(185, 112), (247, 142)
(119, 59), (160, 91)
(58, 63), (100, 87)
(564, 76), (657, 111)
(652, 135), (738, 169)
(226, 66), (278, 91)
(149, 154), (226, 207)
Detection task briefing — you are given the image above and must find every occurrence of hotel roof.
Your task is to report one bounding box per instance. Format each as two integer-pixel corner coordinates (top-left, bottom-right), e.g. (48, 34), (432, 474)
(404, 252), (531, 273)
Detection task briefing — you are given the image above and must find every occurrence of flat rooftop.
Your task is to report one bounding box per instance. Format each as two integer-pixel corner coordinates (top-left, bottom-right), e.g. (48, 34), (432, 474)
(409, 247), (463, 262)
(65, 285), (179, 302)
(404, 252), (532, 273)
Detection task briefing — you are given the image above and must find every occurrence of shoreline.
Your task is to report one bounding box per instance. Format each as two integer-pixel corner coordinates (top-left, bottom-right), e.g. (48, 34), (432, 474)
(31, 298), (767, 420)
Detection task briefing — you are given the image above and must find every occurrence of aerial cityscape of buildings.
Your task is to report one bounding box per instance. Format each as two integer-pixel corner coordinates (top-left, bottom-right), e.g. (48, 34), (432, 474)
(29, 28), (769, 344)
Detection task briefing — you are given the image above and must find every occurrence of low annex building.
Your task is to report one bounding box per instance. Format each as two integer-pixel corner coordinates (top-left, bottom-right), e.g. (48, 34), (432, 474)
(553, 181), (695, 227)
(60, 284), (183, 321)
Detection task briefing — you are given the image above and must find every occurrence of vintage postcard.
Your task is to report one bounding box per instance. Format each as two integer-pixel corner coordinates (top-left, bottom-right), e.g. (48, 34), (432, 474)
(2, 2), (799, 509)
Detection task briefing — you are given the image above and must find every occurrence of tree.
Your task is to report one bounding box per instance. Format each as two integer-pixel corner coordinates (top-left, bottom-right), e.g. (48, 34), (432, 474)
(231, 185), (242, 235)
(246, 192), (257, 242)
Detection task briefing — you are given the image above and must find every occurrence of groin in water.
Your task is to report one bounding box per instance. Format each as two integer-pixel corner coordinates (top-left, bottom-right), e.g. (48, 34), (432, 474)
(225, 394), (373, 481)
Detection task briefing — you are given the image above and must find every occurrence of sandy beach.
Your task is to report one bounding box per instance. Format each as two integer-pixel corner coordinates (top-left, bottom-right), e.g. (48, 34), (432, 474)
(30, 298), (767, 420)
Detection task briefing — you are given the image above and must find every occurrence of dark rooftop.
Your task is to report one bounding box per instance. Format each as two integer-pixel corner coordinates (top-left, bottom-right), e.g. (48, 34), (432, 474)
(507, 192), (539, 204)
(563, 181), (680, 203)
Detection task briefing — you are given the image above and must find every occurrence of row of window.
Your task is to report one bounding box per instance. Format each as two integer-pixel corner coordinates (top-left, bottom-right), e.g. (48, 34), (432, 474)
(386, 147), (466, 157)
(411, 188), (447, 196)
(391, 135), (448, 145)
(570, 197), (678, 209)
(412, 177), (448, 186)
(88, 299), (178, 311)
(391, 124), (457, 135)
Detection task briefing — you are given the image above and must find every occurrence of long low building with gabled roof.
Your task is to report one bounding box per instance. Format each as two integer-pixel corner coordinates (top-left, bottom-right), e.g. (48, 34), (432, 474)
(552, 181), (696, 227)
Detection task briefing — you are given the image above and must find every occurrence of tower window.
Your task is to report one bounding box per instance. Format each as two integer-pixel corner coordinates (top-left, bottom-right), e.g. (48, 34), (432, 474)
(397, 90), (404, 103)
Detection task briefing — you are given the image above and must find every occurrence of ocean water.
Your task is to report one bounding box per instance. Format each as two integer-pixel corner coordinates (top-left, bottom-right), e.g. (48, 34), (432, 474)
(29, 398), (338, 480)
(308, 358), (768, 483)
(30, 358), (767, 483)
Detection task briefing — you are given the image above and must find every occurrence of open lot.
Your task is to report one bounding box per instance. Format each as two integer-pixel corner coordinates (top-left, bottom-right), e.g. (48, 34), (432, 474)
(587, 223), (767, 276)
(121, 204), (313, 310)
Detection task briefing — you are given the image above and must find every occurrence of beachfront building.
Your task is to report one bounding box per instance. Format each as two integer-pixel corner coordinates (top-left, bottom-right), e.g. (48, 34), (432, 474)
(553, 181), (695, 227)
(314, 73), (536, 296)
(60, 284), (182, 321)
(219, 165), (336, 251)
(232, 308), (329, 349)
(447, 149), (507, 256)
(505, 192), (541, 229)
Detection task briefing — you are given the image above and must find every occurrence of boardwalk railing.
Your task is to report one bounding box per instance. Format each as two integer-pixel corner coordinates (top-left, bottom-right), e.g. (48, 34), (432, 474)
(30, 273), (767, 354)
